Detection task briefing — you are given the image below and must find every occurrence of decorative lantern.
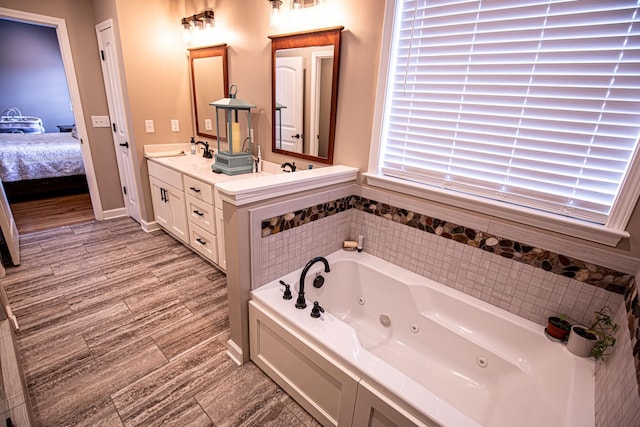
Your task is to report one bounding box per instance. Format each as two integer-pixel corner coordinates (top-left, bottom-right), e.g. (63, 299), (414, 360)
(210, 84), (256, 175)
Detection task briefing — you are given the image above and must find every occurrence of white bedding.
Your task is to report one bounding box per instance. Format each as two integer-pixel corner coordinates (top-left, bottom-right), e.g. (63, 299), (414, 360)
(0, 132), (85, 182)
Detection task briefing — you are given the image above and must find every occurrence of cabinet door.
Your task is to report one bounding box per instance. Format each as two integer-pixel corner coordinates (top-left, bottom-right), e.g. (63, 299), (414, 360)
(165, 184), (188, 243)
(149, 176), (170, 229)
(149, 176), (188, 244)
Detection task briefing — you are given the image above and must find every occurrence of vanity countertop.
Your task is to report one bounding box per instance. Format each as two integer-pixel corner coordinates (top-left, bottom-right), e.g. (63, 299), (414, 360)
(144, 143), (272, 186)
(144, 144), (359, 207)
(146, 153), (272, 185)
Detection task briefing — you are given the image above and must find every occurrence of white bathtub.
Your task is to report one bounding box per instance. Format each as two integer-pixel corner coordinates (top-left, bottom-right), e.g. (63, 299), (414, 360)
(249, 250), (594, 427)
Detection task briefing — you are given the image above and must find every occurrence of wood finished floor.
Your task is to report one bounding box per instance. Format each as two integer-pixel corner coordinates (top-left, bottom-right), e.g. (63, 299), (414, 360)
(10, 193), (95, 235)
(2, 218), (320, 426)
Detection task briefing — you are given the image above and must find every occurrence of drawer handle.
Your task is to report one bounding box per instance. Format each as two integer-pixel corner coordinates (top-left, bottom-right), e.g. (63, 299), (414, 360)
(193, 210), (204, 216)
(189, 186), (201, 193)
(196, 238), (207, 245)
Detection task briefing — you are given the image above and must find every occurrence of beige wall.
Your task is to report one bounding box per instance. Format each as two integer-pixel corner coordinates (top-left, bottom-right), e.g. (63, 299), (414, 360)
(0, 0), (124, 211)
(4, 0), (639, 257)
(185, 0), (640, 258)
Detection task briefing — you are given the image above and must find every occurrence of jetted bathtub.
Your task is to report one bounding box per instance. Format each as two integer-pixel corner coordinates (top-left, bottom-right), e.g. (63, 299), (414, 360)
(249, 250), (594, 427)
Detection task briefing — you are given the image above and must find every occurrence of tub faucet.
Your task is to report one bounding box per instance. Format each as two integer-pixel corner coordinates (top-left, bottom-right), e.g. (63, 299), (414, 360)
(296, 256), (330, 309)
(281, 162), (296, 172)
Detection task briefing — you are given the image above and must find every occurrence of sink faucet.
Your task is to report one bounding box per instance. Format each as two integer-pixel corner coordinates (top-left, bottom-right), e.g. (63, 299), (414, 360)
(296, 256), (330, 309)
(197, 141), (213, 158)
(281, 162), (296, 172)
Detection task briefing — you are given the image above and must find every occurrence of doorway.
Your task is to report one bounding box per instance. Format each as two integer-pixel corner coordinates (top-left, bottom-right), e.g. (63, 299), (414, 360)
(0, 7), (102, 240)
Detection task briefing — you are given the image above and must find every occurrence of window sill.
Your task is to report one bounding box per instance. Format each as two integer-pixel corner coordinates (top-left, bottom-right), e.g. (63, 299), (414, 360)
(363, 173), (629, 247)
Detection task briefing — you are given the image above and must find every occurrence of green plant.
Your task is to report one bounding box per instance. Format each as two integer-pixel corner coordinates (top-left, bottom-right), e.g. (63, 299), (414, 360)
(587, 306), (618, 361)
(560, 307), (618, 360)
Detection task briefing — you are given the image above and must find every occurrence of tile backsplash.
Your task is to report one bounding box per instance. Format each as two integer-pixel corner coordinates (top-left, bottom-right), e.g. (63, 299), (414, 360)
(261, 195), (634, 297)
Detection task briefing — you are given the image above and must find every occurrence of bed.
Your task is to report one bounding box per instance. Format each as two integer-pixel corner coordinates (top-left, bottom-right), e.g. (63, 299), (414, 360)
(0, 132), (88, 202)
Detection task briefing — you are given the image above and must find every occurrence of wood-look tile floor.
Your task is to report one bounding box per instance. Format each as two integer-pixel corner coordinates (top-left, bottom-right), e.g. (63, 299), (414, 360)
(10, 193), (95, 235)
(1, 218), (320, 427)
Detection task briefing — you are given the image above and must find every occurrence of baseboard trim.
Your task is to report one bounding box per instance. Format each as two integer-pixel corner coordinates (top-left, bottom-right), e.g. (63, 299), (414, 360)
(140, 219), (161, 233)
(101, 207), (127, 220)
(226, 339), (244, 366)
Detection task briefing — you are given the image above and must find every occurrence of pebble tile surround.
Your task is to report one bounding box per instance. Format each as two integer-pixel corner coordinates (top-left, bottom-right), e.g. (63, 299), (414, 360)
(261, 195), (635, 295)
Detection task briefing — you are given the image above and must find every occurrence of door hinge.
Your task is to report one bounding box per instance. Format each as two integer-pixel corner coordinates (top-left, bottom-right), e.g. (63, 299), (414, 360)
(112, 123), (117, 132)
(100, 50), (105, 61)
(123, 186), (127, 195)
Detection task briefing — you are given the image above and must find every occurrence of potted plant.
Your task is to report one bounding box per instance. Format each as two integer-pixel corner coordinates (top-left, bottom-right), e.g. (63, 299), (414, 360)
(566, 307), (618, 360)
(546, 316), (572, 341)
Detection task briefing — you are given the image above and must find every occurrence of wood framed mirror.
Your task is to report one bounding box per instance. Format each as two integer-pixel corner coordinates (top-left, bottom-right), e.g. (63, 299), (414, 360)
(269, 26), (343, 164)
(189, 44), (228, 140)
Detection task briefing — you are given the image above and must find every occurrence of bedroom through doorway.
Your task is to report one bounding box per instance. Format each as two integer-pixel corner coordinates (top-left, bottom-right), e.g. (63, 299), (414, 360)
(0, 16), (95, 235)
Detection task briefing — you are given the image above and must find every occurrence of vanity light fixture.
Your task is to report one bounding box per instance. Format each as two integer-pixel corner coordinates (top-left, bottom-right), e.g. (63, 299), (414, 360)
(181, 10), (214, 43)
(268, 0), (282, 27)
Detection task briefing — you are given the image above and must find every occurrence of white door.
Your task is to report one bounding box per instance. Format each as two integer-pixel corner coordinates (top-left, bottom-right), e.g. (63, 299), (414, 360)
(96, 20), (141, 223)
(275, 56), (304, 153)
(0, 180), (19, 266)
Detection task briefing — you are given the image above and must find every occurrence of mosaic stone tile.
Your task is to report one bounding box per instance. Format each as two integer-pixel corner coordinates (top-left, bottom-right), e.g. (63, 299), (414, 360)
(260, 195), (635, 295)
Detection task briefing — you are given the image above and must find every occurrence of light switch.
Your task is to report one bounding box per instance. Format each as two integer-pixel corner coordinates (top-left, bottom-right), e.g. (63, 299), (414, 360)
(204, 119), (212, 131)
(171, 119), (180, 132)
(145, 120), (155, 133)
(91, 115), (111, 128)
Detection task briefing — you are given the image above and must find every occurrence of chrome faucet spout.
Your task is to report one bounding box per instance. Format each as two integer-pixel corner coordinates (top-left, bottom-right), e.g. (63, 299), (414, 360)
(296, 256), (330, 309)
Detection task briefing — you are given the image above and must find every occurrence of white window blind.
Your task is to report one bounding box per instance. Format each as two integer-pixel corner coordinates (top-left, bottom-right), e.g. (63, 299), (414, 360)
(381, 0), (640, 225)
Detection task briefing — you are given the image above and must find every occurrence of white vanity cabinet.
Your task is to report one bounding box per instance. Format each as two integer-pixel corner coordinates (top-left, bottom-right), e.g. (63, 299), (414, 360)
(148, 162), (188, 243)
(184, 175), (218, 265)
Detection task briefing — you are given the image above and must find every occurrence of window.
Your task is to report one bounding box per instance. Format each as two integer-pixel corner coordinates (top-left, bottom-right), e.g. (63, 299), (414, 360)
(369, 0), (640, 246)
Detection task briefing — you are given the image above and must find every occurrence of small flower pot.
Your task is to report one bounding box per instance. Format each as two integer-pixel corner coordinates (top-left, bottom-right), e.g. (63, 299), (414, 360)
(567, 325), (597, 357)
(546, 316), (572, 341)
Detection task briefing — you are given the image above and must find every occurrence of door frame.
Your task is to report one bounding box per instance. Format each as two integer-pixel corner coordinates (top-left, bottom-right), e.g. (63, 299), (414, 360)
(275, 56), (304, 153)
(0, 7), (103, 219)
(309, 50), (333, 157)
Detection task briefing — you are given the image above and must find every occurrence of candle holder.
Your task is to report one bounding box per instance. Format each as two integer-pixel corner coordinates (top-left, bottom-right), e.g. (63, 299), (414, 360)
(210, 84), (256, 175)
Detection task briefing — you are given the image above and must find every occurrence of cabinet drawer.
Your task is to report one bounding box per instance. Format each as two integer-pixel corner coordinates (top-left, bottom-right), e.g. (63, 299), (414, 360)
(186, 194), (216, 234)
(189, 223), (218, 264)
(183, 175), (214, 204)
(148, 161), (183, 190)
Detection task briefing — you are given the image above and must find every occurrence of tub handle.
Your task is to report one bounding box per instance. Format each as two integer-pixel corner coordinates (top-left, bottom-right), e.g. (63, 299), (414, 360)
(279, 280), (293, 300)
(311, 301), (325, 318)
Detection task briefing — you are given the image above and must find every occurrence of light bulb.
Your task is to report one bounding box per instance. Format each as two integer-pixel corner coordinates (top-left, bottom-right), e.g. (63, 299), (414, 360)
(270, 1), (282, 27)
(270, 8), (281, 26)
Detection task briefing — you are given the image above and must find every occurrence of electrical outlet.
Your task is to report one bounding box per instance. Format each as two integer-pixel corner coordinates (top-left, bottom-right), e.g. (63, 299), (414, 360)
(204, 119), (212, 131)
(250, 128), (254, 143)
(91, 115), (111, 128)
(145, 120), (155, 133)
(171, 119), (180, 132)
